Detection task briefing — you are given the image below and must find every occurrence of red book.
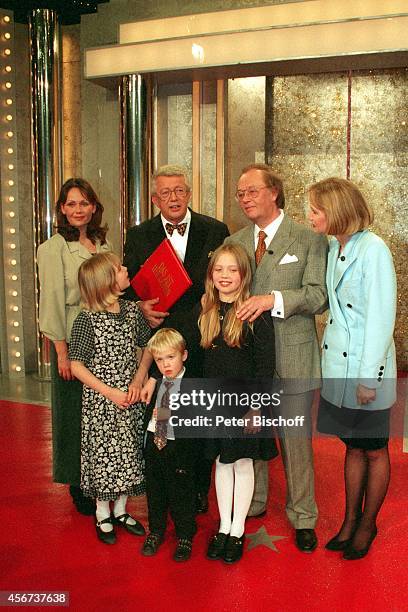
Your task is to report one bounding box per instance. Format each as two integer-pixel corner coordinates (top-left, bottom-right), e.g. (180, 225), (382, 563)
(130, 239), (193, 312)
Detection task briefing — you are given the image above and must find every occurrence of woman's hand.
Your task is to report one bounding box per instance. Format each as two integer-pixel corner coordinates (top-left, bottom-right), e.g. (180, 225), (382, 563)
(356, 384), (376, 405)
(54, 340), (74, 381)
(141, 377), (157, 404)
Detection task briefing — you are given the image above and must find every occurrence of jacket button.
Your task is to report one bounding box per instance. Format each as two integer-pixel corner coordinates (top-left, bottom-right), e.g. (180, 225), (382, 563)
(347, 303), (352, 308)
(378, 371), (383, 377)
(377, 377), (382, 382)
(324, 344), (328, 349)
(343, 352), (347, 357)
(379, 366), (384, 371)
(329, 319), (333, 324)
(340, 256), (345, 261)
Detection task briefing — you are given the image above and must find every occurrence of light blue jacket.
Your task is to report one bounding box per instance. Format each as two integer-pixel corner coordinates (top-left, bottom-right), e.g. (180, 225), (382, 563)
(321, 230), (397, 410)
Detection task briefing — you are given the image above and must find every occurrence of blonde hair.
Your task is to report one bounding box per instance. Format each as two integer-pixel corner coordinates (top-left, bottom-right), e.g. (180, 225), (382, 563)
(199, 243), (251, 349)
(78, 252), (122, 312)
(308, 177), (373, 235)
(240, 163), (285, 209)
(147, 328), (186, 356)
(152, 164), (191, 194)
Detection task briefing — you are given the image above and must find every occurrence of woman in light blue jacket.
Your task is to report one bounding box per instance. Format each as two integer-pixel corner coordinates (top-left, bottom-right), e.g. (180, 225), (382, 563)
(308, 177), (397, 560)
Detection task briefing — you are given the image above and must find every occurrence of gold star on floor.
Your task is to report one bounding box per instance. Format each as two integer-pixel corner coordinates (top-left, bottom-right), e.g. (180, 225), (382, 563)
(247, 525), (287, 552)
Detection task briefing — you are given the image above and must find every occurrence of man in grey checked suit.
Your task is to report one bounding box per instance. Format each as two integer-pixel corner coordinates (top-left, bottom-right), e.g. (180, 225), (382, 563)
(226, 163), (327, 553)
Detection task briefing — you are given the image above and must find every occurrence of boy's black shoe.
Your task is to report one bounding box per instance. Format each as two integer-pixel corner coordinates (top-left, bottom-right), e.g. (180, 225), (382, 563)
(207, 532), (229, 560)
(223, 535), (245, 563)
(173, 538), (193, 562)
(141, 533), (163, 556)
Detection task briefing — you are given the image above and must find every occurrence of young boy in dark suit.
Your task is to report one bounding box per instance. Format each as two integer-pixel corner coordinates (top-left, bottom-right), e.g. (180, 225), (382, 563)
(141, 328), (197, 562)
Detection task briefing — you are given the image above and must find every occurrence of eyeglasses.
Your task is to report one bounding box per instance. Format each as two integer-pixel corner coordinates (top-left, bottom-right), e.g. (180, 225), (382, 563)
(157, 187), (189, 201)
(235, 186), (269, 201)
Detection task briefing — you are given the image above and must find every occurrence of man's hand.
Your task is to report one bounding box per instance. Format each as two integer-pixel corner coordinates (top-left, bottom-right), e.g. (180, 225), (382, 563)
(356, 384), (376, 405)
(236, 295), (274, 322)
(138, 298), (169, 328)
(57, 354), (74, 381)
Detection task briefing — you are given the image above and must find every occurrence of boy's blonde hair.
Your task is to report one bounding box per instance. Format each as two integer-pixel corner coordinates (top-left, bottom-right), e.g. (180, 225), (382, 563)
(78, 252), (122, 312)
(147, 328), (186, 356)
(199, 243), (251, 349)
(308, 177), (373, 235)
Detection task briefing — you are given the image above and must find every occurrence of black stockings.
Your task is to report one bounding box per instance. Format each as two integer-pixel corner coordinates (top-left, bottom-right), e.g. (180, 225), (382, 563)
(335, 444), (390, 550)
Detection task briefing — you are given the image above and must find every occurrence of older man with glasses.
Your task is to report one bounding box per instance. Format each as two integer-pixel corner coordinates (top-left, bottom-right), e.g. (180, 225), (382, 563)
(124, 164), (229, 514)
(226, 163), (328, 553)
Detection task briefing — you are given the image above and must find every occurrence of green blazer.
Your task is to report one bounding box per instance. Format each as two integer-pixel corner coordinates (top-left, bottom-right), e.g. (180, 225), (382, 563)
(37, 233), (112, 343)
(227, 215), (328, 391)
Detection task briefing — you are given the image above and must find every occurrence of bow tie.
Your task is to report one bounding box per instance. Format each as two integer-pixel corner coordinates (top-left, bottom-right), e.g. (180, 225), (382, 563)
(165, 222), (187, 237)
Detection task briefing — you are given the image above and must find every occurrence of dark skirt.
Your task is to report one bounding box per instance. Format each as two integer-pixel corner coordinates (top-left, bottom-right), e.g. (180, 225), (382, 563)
(205, 436), (278, 464)
(317, 395), (390, 451)
(50, 344), (83, 484)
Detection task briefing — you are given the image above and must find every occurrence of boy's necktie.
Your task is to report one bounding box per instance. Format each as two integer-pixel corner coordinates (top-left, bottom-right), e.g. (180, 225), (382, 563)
(255, 230), (267, 266)
(165, 222), (187, 236)
(154, 381), (174, 450)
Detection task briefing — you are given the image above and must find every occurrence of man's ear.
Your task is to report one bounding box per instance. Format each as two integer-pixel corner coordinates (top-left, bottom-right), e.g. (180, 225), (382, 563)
(152, 194), (161, 210)
(182, 349), (188, 362)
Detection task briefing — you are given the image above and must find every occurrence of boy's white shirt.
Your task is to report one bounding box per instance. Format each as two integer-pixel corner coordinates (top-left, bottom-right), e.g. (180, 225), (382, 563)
(147, 367), (185, 440)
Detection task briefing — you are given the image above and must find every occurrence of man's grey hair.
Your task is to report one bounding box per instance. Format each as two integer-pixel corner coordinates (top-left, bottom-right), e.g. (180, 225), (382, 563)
(151, 164), (191, 194)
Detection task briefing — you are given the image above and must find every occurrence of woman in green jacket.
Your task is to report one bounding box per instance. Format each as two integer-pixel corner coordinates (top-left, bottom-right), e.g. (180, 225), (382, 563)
(37, 178), (111, 514)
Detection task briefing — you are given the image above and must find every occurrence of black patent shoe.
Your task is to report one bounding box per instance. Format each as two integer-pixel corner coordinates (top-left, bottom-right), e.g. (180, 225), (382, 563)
(326, 519), (361, 551)
(325, 534), (353, 551)
(196, 492), (209, 514)
(343, 527), (377, 560)
(141, 533), (163, 556)
(112, 513), (145, 536)
(207, 533), (229, 560)
(223, 535), (245, 564)
(173, 538), (193, 562)
(95, 517), (116, 545)
(295, 529), (318, 553)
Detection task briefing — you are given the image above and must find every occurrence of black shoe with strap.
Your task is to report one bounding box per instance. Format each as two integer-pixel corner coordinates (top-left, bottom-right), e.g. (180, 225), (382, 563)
(173, 538), (193, 562)
(141, 533), (163, 556)
(207, 533), (229, 560)
(223, 535), (245, 564)
(95, 517), (116, 545)
(112, 513), (145, 536)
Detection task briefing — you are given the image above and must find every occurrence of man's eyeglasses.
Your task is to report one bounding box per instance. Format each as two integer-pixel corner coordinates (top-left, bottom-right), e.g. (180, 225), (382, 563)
(157, 187), (189, 201)
(235, 185), (269, 201)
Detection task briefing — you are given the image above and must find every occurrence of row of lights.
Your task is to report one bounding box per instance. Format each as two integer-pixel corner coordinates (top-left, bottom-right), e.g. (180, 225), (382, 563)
(1, 13), (24, 375)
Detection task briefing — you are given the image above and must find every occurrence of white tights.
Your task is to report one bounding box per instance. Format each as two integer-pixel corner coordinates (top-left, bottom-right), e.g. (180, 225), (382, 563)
(215, 456), (254, 538)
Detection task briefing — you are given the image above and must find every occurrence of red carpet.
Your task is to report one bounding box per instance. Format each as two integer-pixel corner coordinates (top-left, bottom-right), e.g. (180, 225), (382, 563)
(0, 399), (407, 612)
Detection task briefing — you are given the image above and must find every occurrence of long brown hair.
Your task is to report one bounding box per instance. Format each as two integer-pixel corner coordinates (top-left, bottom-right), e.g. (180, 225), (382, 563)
(199, 243), (252, 348)
(56, 178), (108, 244)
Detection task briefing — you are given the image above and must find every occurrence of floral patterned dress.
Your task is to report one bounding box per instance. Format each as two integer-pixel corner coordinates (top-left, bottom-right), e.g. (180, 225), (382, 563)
(69, 299), (150, 500)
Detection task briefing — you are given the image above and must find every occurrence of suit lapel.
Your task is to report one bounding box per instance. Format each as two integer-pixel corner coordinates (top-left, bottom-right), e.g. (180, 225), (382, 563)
(147, 214), (167, 251)
(238, 226), (257, 275)
(184, 211), (207, 269)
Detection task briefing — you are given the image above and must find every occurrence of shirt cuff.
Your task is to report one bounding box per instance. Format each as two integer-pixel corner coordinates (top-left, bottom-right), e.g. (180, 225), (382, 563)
(271, 291), (284, 318)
